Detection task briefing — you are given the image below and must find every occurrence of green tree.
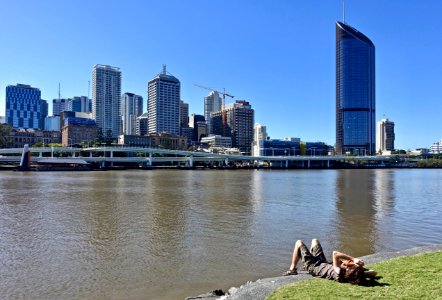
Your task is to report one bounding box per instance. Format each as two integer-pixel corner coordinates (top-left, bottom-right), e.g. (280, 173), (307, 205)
(105, 129), (113, 146)
(0, 124), (12, 148)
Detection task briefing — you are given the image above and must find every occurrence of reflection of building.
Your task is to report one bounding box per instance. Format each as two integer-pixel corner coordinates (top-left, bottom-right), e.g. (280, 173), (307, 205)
(333, 170), (377, 256)
(6, 84), (43, 129)
(92, 64), (122, 138)
(121, 93), (143, 135)
(204, 91), (222, 134)
(212, 100), (254, 155)
(5, 128), (61, 148)
(147, 65), (180, 135)
(377, 118), (395, 153)
(336, 21), (376, 156)
(61, 117), (98, 146)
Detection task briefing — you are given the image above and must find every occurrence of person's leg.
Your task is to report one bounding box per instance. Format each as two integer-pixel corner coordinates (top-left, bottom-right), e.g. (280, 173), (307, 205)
(288, 240), (305, 271)
(310, 238), (327, 263)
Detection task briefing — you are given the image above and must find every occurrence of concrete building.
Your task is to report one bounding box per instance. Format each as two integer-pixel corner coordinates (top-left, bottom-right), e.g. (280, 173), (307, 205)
(136, 113), (148, 136)
(6, 84), (42, 129)
(430, 140), (442, 154)
(0, 116), (5, 124)
(336, 21), (376, 155)
(212, 100), (254, 155)
(200, 135), (232, 148)
(377, 118), (395, 154)
(252, 123), (268, 156)
(92, 64), (122, 138)
(61, 117), (98, 147)
(121, 93), (143, 135)
(5, 128), (61, 148)
(147, 65), (180, 135)
(204, 91), (222, 134)
(149, 132), (187, 150)
(118, 134), (151, 147)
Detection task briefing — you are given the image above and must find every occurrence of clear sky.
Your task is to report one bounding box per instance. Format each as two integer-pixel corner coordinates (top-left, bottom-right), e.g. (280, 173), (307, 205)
(1, 0), (441, 150)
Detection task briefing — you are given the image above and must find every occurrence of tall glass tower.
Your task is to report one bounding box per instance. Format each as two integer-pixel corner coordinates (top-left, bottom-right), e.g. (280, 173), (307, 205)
(336, 21), (375, 155)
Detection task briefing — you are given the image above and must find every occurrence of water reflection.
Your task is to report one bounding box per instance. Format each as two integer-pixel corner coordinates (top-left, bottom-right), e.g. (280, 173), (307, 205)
(333, 170), (379, 256)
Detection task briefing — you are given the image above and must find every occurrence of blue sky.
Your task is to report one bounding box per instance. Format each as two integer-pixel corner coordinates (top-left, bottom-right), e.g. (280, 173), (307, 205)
(1, 0), (441, 150)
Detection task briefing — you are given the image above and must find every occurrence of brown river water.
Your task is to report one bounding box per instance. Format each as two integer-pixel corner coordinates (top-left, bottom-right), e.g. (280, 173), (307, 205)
(0, 169), (441, 299)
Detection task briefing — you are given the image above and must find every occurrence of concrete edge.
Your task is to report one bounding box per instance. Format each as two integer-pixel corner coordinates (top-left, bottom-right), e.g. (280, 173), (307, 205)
(185, 244), (442, 300)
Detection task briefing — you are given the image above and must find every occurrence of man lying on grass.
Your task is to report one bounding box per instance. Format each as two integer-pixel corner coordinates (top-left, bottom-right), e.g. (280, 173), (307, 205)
(283, 239), (377, 285)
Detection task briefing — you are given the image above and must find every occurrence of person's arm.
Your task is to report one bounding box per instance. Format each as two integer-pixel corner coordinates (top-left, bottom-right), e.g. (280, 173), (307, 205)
(332, 251), (365, 273)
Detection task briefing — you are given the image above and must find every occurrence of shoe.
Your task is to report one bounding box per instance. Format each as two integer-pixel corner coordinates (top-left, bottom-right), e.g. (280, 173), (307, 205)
(283, 269), (298, 276)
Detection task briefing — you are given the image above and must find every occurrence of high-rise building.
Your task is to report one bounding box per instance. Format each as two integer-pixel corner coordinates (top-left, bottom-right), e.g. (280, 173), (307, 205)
(53, 98), (68, 116)
(40, 99), (48, 130)
(179, 100), (189, 130)
(212, 100), (254, 155)
(67, 96), (92, 113)
(121, 93), (143, 135)
(92, 64), (122, 138)
(147, 65), (180, 135)
(188, 114), (205, 142)
(136, 113), (148, 136)
(5, 84), (42, 129)
(252, 123), (268, 156)
(204, 91), (222, 134)
(377, 118), (395, 153)
(336, 21), (376, 155)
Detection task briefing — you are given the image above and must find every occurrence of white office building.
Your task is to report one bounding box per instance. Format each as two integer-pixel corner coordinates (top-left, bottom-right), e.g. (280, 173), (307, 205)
(92, 64), (122, 138)
(147, 65), (180, 135)
(204, 91), (222, 134)
(377, 118), (395, 154)
(121, 93), (143, 135)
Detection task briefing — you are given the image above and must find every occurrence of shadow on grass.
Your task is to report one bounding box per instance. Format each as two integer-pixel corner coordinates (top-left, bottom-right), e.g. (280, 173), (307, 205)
(360, 276), (390, 287)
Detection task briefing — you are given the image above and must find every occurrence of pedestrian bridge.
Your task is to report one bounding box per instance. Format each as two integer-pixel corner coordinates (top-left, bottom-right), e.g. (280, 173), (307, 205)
(0, 146), (405, 168)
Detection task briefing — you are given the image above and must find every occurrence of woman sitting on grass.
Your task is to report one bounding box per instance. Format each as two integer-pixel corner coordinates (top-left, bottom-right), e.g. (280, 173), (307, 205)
(283, 239), (377, 285)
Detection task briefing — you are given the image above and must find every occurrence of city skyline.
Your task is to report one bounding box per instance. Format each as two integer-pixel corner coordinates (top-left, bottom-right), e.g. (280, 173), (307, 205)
(1, 1), (442, 150)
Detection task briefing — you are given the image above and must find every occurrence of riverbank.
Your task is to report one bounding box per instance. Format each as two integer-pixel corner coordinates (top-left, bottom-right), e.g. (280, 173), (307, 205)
(186, 244), (442, 300)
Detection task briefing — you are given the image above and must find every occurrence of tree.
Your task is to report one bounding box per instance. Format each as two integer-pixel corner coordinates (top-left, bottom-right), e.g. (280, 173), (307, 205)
(0, 124), (12, 148)
(105, 129), (113, 146)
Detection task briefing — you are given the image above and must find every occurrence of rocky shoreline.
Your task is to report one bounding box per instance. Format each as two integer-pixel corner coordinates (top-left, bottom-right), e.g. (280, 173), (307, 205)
(186, 244), (442, 300)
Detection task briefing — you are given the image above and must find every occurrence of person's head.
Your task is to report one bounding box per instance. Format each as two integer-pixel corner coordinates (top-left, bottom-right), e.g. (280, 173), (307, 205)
(343, 264), (364, 285)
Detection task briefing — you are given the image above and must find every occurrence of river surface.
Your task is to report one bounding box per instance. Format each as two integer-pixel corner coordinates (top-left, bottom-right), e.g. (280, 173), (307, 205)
(0, 169), (441, 299)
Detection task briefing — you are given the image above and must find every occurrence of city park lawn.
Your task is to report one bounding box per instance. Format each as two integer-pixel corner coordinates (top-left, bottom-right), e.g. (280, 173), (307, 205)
(267, 251), (442, 300)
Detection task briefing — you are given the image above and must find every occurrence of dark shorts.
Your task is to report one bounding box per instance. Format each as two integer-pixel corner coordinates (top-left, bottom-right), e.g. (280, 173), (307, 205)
(298, 242), (327, 273)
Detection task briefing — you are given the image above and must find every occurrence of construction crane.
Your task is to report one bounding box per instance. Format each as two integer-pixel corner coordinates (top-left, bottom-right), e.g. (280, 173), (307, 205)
(194, 83), (234, 110)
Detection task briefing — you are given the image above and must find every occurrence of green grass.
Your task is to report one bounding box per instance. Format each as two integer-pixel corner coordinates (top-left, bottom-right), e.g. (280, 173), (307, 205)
(267, 251), (442, 300)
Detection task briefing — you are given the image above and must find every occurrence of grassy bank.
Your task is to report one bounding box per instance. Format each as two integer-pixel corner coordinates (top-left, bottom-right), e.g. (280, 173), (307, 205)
(267, 251), (442, 299)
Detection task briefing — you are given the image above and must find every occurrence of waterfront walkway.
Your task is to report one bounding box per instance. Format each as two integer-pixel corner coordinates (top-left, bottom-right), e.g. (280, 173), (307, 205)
(186, 244), (442, 300)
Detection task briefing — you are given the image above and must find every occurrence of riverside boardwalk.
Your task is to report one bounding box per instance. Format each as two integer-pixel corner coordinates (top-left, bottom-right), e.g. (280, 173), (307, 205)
(186, 244), (442, 300)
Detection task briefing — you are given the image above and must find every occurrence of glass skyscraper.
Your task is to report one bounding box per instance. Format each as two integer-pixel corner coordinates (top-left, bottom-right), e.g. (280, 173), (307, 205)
(336, 21), (375, 155)
(5, 84), (42, 129)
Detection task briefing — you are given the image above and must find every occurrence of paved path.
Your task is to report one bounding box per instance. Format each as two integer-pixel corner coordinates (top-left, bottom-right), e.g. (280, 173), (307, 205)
(186, 244), (442, 300)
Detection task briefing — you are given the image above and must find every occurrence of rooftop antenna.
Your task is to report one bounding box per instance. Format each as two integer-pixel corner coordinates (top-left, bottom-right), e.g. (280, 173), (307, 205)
(343, 0), (346, 24)
(58, 82), (61, 99)
(162, 64), (167, 75)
